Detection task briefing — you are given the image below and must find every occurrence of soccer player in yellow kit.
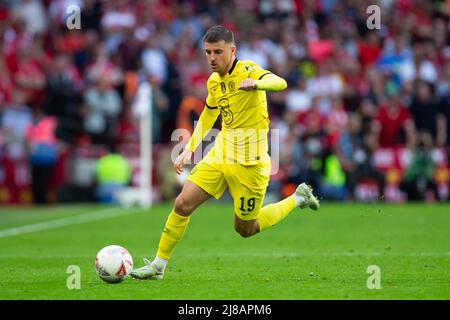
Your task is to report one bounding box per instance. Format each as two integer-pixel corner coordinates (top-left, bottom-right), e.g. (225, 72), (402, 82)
(131, 25), (319, 280)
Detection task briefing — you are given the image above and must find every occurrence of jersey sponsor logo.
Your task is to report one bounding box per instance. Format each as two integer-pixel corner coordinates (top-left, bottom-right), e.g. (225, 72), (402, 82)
(228, 81), (235, 93)
(218, 98), (233, 125)
(220, 82), (226, 94)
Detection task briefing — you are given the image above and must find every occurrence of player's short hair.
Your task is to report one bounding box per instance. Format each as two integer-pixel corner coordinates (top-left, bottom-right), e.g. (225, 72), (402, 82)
(203, 25), (234, 44)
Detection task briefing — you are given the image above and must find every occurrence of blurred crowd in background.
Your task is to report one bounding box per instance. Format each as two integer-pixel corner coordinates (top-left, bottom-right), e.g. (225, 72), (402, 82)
(0, 0), (449, 205)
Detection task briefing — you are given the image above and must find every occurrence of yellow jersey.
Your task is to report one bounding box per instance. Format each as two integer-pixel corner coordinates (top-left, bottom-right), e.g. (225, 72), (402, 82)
(186, 59), (285, 165)
(210, 59), (275, 165)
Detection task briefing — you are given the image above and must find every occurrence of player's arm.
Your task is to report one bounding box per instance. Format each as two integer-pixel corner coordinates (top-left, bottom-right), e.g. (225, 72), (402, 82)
(174, 102), (219, 174)
(255, 73), (287, 91)
(238, 63), (287, 92)
(185, 104), (220, 153)
(238, 74), (287, 92)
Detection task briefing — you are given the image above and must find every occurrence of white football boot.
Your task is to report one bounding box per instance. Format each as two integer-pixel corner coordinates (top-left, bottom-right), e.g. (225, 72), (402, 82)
(130, 258), (164, 280)
(295, 183), (320, 211)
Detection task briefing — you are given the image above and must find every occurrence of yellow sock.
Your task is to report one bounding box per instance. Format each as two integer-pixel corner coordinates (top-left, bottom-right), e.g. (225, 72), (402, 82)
(156, 210), (190, 260)
(257, 196), (296, 232)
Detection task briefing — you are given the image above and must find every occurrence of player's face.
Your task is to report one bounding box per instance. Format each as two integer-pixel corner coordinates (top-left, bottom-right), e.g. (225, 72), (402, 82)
(204, 40), (235, 75)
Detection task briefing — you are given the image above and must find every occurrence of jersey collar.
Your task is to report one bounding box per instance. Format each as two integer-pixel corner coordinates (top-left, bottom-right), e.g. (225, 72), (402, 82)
(227, 58), (238, 76)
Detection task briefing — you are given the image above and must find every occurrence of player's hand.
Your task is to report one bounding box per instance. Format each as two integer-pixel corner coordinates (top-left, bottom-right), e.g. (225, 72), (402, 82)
(238, 78), (257, 91)
(174, 149), (193, 175)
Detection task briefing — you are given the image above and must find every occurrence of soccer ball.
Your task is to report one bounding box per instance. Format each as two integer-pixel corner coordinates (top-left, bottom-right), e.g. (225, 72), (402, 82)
(94, 245), (133, 283)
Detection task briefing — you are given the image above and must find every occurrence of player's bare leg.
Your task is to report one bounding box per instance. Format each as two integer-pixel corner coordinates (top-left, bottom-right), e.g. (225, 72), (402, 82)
(234, 215), (259, 237)
(234, 183), (320, 238)
(173, 180), (212, 217)
(131, 181), (211, 280)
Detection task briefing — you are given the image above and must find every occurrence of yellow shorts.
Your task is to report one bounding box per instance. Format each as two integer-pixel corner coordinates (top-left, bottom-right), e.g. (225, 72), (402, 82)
(187, 151), (271, 221)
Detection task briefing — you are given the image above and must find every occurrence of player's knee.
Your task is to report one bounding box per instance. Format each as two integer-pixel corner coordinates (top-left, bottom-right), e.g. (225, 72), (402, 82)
(234, 225), (255, 238)
(174, 195), (194, 216)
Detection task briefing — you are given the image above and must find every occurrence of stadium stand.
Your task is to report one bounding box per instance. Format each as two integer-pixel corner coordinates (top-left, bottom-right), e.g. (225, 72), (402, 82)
(0, 0), (449, 204)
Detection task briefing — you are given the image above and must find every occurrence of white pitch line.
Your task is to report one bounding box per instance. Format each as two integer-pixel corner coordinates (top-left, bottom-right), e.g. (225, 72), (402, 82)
(175, 252), (450, 258)
(0, 252), (449, 259)
(0, 206), (145, 238)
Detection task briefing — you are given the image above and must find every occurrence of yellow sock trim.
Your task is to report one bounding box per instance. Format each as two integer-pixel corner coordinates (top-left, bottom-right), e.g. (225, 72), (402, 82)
(257, 196), (296, 232)
(156, 210), (190, 260)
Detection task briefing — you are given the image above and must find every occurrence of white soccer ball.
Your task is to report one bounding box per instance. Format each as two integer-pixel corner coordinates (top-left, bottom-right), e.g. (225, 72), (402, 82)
(94, 245), (133, 283)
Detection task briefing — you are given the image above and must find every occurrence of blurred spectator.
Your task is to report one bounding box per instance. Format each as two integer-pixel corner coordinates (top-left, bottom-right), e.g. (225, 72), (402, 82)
(168, 2), (204, 44)
(14, 48), (46, 108)
(95, 144), (131, 204)
(238, 32), (270, 69)
(293, 98), (327, 194)
(0, 57), (15, 109)
(400, 132), (438, 202)
(1, 90), (32, 159)
(101, 0), (137, 54)
(11, 0), (48, 36)
(438, 89), (450, 149)
(117, 104), (139, 144)
(436, 60), (450, 98)
(325, 95), (348, 147)
(25, 107), (59, 204)
(399, 39), (438, 86)
(81, 0), (102, 32)
(307, 60), (345, 114)
(358, 31), (382, 68)
(85, 43), (123, 86)
(285, 77), (311, 114)
(372, 93), (415, 148)
(409, 80), (446, 146)
(336, 113), (385, 200)
(141, 35), (168, 86)
(377, 33), (412, 76)
(83, 77), (122, 145)
(321, 150), (347, 201)
(117, 30), (143, 71)
(45, 54), (84, 143)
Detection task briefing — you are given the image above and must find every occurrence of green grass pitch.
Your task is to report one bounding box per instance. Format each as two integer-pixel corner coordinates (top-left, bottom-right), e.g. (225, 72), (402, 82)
(0, 201), (449, 299)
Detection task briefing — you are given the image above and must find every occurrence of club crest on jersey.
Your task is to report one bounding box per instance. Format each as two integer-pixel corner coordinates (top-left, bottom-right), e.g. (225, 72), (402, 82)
(228, 81), (235, 93)
(220, 82), (226, 94)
